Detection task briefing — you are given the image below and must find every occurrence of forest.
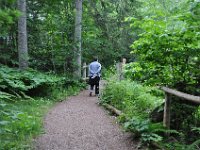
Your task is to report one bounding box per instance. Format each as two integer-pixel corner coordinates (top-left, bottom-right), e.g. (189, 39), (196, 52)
(0, 0), (200, 149)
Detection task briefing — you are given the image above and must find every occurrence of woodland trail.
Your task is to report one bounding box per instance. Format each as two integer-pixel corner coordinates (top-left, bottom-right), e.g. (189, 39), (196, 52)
(33, 81), (137, 150)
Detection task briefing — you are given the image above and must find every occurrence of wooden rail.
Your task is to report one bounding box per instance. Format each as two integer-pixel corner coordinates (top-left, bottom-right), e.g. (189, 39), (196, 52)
(161, 87), (200, 104)
(161, 87), (200, 131)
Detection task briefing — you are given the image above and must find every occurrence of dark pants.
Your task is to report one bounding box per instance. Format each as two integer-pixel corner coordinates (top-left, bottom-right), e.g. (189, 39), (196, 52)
(89, 76), (100, 94)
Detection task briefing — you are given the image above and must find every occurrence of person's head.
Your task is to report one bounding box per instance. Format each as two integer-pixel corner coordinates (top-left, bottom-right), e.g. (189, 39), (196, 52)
(93, 57), (98, 62)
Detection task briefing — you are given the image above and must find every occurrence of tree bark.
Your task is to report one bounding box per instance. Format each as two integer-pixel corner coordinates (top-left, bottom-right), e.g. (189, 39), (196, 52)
(18, 0), (28, 70)
(74, 0), (82, 78)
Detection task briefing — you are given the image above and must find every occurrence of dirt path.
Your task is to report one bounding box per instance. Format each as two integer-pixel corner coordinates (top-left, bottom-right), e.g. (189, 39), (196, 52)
(34, 82), (137, 150)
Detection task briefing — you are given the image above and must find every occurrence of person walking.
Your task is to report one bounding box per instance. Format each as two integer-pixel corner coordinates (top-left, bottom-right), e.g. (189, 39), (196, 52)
(88, 57), (101, 96)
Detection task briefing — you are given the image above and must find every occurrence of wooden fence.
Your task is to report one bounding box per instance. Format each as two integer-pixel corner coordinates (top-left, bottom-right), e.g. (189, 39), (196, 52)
(161, 87), (200, 131)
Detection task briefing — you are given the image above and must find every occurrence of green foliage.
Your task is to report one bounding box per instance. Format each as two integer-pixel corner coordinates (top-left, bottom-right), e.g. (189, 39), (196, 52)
(187, 139), (200, 150)
(28, 0), (75, 72)
(0, 99), (51, 149)
(124, 117), (164, 144)
(123, 0), (200, 147)
(0, 91), (15, 101)
(0, 66), (73, 100)
(100, 78), (200, 148)
(126, 0), (200, 95)
(100, 79), (166, 145)
(192, 127), (200, 134)
(0, 0), (20, 35)
(101, 65), (116, 80)
(82, 0), (140, 67)
(0, 0), (141, 71)
(101, 79), (163, 118)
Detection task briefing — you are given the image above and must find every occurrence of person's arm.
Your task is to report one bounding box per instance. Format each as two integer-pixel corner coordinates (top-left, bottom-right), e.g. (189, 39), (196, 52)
(97, 63), (101, 73)
(89, 64), (95, 74)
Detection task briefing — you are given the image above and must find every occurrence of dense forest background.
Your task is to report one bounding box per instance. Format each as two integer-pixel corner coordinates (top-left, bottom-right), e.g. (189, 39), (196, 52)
(0, 0), (139, 73)
(0, 0), (200, 149)
(1, 0), (199, 90)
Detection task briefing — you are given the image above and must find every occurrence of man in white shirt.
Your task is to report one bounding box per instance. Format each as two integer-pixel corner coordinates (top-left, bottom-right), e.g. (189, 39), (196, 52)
(88, 58), (101, 96)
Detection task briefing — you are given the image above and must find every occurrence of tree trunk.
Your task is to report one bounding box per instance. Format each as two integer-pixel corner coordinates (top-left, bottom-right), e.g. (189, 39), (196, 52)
(18, 0), (28, 70)
(74, 0), (82, 78)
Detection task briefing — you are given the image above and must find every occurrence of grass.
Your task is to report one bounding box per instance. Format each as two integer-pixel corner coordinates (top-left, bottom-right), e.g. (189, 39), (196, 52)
(100, 79), (163, 119)
(0, 99), (51, 149)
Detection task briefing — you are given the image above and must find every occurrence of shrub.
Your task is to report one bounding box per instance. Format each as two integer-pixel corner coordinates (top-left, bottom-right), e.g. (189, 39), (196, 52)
(0, 66), (77, 99)
(100, 79), (163, 118)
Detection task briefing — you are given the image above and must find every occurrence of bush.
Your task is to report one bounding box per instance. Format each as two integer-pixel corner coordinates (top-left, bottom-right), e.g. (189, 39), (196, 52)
(100, 79), (163, 118)
(100, 79), (166, 145)
(0, 66), (79, 100)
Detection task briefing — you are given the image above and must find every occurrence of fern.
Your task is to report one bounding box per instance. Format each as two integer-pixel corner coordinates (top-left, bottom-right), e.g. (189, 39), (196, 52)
(187, 139), (200, 150)
(0, 66), (68, 99)
(0, 91), (15, 101)
(191, 127), (200, 134)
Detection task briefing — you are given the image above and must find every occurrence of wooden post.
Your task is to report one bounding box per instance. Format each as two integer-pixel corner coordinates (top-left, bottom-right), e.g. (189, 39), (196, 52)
(82, 62), (87, 80)
(116, 62), (122, 80)
(122, 58), (126, 66)
(116, 58), (126, 81)
(163, 93), (171, 135)
(160, 86), (200, 137)
(121, 58), (126, 80)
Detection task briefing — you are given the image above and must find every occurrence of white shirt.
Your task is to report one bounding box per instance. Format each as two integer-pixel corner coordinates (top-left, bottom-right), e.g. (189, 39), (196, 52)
(89, 61), (101, 77)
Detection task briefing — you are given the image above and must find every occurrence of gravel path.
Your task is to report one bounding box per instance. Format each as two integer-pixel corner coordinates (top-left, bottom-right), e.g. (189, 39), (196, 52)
(34, 82), (137, 150)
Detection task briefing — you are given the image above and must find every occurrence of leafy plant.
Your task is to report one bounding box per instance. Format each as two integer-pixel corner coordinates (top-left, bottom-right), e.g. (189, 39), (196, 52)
(100, 78), (166, 146)
(126, 0), (200, 95)
(100, 79), (163, 118)
(124, 117), (164, 144)
(0, 66), (72, 99)
(0, 99), (47, 149)
(187, 139), (200, 150)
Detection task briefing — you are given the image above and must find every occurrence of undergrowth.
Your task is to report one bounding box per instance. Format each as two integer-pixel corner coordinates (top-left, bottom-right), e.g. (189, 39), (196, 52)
(0, 98), (51, 149)
(0, 66), (84, 100)
(100, 78), (200, 149)
(100, 79), (163, 118)
(0, 66), (86, 149)
(100, 79), (164, 145)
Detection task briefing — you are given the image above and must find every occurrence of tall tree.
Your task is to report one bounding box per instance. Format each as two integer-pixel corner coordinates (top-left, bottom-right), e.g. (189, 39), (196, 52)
(18, 0), (28, 70)
(74, 0), (83, 78)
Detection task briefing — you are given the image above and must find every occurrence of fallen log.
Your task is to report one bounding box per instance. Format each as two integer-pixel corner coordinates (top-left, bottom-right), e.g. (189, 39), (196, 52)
(103, 103), (122, 116)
